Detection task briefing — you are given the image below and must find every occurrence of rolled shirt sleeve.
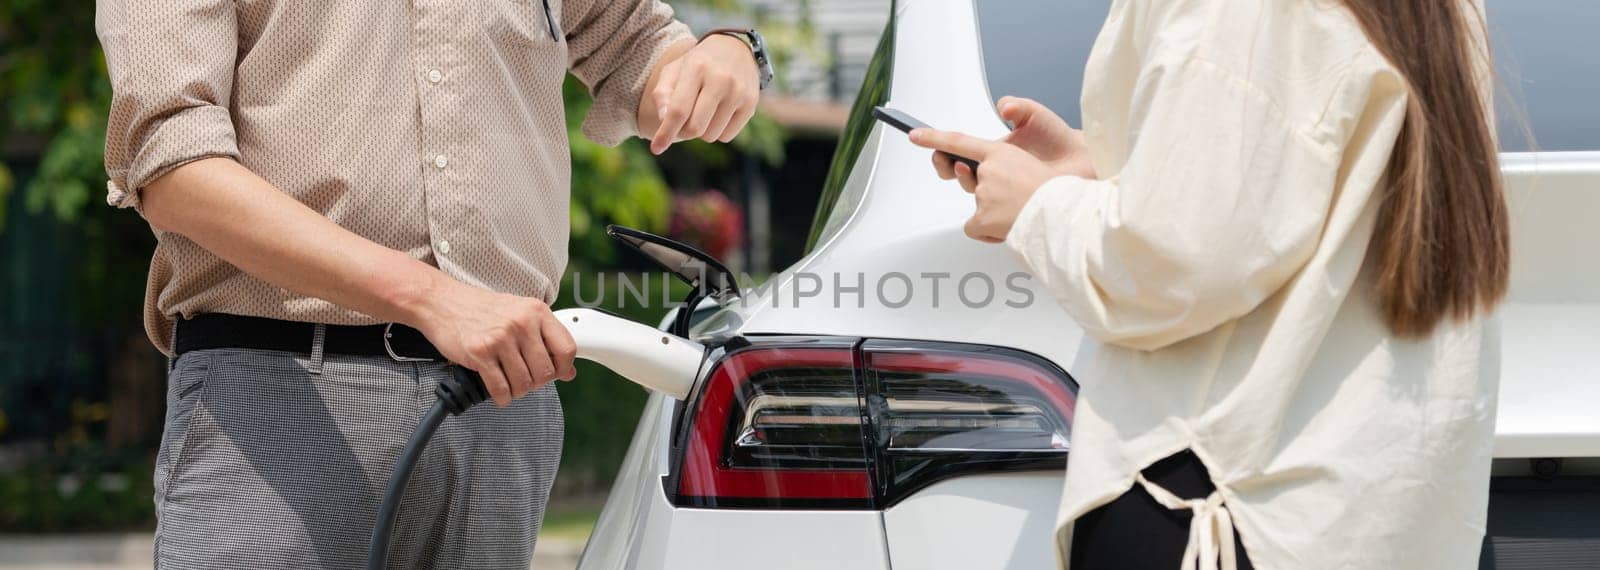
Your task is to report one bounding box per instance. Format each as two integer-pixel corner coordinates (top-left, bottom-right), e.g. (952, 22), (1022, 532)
(1005, 56), (1347, 351)
(97, 0), (240, 211)
(563, 0), (692, 146)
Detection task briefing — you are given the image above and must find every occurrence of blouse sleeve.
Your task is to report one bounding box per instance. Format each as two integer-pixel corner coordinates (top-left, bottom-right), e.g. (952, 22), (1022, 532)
(1004, 56), (1346, 351)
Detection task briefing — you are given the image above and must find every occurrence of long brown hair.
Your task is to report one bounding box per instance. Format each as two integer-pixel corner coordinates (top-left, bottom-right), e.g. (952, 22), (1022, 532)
(1339, 0), (1510, 337)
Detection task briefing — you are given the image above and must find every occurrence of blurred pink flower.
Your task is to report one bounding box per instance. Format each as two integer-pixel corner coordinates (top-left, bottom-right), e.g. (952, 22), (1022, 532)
(669, 189), (745, 260)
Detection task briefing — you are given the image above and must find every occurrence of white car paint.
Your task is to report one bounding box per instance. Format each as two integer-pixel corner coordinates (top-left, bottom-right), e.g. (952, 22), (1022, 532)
(1492, 151), (1600, 458)
(881, 473), (1064, 570)
(578, 5), (1079, 568)
(737, 0), (1084, 369)
(577, 2), (1600, 569)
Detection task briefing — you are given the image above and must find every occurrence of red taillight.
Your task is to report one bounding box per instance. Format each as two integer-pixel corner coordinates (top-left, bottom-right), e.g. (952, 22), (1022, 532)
(674, 340), (1076, 509)
(867, 350), (1076, 436)
(677, 348), (872, 505)
(863, 343), (1075, 501)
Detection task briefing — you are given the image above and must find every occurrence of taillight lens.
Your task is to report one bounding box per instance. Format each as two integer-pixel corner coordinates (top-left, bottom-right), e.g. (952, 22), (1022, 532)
(870, 351), (1074, 451)
(673, 339), (1076, 509)
(863, 342), (1074, 501)
(677, 347), (873, 508)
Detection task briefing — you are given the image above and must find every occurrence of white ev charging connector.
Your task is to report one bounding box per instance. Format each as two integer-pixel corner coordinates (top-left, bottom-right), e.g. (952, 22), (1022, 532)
(555, 307), (701, 399)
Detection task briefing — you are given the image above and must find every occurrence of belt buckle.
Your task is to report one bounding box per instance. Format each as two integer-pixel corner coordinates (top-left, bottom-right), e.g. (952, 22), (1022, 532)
(383, 323), (437, 363)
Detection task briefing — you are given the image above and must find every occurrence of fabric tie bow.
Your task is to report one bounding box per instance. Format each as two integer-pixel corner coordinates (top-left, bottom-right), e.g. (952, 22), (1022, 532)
(1135, 473), (1237, 570)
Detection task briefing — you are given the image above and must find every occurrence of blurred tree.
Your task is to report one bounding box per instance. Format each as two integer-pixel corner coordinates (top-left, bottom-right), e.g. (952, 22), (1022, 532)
(567, 0), (807, 267)
(0, 0), (161, 458)
(0, 0), (111, 227)
(564, 77), (676, 267)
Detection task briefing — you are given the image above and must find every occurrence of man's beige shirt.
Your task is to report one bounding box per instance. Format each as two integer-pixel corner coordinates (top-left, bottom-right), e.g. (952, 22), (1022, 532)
(97, 0), (691, 354)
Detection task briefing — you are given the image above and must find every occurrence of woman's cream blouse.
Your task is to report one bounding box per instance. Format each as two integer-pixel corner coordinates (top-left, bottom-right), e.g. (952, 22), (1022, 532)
(1004, 1), (1498, 568)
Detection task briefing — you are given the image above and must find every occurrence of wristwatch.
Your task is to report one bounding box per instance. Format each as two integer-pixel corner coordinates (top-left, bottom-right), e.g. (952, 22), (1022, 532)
(701, 27), (776, 91)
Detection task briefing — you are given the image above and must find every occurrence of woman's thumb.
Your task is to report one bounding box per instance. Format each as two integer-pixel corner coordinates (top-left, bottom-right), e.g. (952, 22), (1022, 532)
(997, 96), (1036, 123)
(998, 96), (1064, 131)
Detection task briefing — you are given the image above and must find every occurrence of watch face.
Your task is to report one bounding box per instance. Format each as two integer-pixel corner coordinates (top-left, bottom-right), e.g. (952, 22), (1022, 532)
(746, 30), (775, 90)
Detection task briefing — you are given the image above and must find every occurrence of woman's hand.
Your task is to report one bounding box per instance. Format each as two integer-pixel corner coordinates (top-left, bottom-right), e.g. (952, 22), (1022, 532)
(928, 96), (1097, 182)
(914, 96), (1097, 243)
(909, 128), (1060, 243)
(1000, 96), (1097, 179)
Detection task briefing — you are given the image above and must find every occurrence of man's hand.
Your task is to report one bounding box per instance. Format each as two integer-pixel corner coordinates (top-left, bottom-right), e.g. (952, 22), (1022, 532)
(909, 128), (1061, 244)
(410, 279), (578, 408)
(645, 34), (761, 154)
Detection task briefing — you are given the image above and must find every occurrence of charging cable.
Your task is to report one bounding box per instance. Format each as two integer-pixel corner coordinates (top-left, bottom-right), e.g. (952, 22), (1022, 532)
(366, 366), (488, 570)
(365, 308), (702, 569)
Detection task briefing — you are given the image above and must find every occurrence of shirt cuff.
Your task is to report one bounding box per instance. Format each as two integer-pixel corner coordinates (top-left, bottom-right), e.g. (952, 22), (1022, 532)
(107, 105), (239, 211)
(579, 20), (693, 147)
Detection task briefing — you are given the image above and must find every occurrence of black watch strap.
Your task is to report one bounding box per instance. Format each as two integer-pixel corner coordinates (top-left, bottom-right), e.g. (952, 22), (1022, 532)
(701, 27), (775, 91)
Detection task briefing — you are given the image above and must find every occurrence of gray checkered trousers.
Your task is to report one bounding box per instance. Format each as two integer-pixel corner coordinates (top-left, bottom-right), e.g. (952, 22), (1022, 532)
(155, 340), (562, 569)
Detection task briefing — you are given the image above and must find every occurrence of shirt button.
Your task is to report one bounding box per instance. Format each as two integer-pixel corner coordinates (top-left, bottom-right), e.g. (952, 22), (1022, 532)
(428, 69), (443, 83)
(433, 154), (448, 169)
(437, 240), (452, 255)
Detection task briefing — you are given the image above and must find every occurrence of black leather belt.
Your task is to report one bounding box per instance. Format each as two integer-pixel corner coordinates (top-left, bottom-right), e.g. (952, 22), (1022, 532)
(174, 313), (444, 360)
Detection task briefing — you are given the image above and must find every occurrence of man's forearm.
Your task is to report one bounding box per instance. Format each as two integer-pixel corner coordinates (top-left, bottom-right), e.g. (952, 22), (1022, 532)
(141, 157), (446, 328)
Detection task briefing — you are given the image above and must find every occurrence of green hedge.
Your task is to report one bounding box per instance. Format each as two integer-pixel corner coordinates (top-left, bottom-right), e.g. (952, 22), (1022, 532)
(0, 448), (154, 532)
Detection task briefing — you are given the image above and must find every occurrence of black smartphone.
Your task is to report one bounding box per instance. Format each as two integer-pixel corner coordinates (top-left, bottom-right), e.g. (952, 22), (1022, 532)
(871, 106), (981, 172)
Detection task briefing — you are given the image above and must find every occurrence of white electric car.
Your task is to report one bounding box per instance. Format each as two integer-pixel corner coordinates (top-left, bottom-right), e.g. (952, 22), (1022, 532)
(576, 2), (1600, 569)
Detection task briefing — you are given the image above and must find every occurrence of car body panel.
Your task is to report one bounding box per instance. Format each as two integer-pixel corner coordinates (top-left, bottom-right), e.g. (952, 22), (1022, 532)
(661, 509), (891, 569)
(881, 472), (1064, 570)
(1494, 151), (1600, 458)
(730, 0), (1086, 372)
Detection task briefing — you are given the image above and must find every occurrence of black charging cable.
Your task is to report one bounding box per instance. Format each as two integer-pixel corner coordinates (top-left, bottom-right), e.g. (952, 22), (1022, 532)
(366, 366), (489, 570)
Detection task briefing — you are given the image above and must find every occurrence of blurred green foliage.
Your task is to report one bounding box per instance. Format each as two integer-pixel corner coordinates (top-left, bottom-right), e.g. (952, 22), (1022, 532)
(0, 1), (153, 330)
(0, 400), (152, 531)
(565, 75), (678, 266)
(0, 459), (155, 532)
(0, 0), (112, 230)
(0, 401), (154, 532)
